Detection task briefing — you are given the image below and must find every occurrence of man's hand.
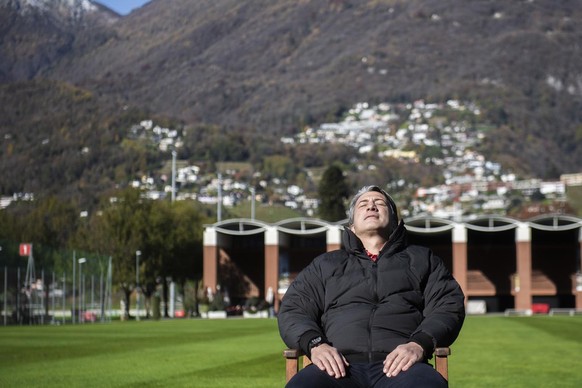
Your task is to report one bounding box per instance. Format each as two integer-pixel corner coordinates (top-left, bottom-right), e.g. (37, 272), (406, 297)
(310, 343), (349, 379)
(382, 342), (424, 377)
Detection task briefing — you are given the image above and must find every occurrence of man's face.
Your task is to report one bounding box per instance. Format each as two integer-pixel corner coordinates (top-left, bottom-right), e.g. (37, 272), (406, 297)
(350, 191), (391, 236)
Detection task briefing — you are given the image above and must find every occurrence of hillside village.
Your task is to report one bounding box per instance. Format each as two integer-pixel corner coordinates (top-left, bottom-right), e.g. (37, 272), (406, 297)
(2, 100), (579, 219)
(121, 100), (578, 221)
(280, 100), (574, 219)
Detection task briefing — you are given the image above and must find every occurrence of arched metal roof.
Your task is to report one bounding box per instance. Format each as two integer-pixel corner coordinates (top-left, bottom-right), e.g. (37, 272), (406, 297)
(211, 218), (269, 236)
(463, 215), (519, 232)
(526, 213), (582, 232)
(404, 216), (456, 234)
(205, 214), (582, 236)
(275, 217), (332, 235)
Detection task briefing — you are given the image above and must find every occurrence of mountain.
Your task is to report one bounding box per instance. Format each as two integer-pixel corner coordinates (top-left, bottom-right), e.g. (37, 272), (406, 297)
(0, 0), (118, 81)
(1, 0), (581, 204)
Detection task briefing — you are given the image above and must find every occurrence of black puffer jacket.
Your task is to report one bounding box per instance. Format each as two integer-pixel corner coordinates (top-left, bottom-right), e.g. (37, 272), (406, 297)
(278, 221), (465, 363)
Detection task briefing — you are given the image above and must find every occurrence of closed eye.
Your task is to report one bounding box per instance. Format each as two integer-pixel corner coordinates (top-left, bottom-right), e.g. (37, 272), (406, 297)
(357, 199), (388, 208)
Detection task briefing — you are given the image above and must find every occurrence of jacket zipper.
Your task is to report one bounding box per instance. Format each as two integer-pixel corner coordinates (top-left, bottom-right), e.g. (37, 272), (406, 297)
(368, 306), (377, 362)
(368, 261), (379, 362)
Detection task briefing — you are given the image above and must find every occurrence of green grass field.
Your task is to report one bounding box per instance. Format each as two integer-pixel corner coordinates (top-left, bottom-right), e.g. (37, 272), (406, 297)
(1, 315), (581, 387)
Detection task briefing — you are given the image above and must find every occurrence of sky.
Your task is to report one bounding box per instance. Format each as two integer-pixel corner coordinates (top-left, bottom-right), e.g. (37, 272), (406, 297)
(96, 0), (151, 15)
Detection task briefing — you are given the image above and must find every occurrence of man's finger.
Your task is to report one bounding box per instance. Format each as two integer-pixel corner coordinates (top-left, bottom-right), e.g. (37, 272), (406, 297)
(383, 353), (397, 375)
(386, 354), (407, 377)
(330, 352), (347, 377)
(384, 343), (424, 377)
(312, 345), (348, 378)
(388, 356), (409, 377)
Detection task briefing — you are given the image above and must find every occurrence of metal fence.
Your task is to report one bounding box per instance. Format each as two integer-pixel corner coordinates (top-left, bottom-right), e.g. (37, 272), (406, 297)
(1, 257), (114, 326)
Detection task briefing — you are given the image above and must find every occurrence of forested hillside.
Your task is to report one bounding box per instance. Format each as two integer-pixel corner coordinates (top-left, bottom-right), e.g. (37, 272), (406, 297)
(1, 0), (582, 205)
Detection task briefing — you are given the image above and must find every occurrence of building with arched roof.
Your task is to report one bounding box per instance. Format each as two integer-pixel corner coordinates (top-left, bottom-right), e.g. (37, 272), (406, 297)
(203, 214), (582, 313)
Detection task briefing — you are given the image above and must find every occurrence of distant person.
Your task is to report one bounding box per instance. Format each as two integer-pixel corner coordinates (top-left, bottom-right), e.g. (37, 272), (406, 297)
(278, 185), (465, 387)
(266, 286), (275, 317)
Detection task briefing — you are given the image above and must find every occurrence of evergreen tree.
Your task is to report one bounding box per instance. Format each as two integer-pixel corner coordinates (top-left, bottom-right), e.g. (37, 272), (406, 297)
(318, 165), (349, 222)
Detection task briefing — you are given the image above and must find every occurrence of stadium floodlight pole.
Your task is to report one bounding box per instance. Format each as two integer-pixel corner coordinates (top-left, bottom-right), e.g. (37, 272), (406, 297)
(171, 150), (177, 202)
(217, 173), (222, 222)
(51, 271), (55, 325)
(1, 245), (5, 326)
(250, 187), (256, 220)
(17, 268), (20, 324)
(62, 272), (66, 325)
(72, 252), (76, 324)
(91, 275), (94, 323)
(136, 250), (141, 321)
(4, 265), (7, 326)
(78, 258), (86, 323)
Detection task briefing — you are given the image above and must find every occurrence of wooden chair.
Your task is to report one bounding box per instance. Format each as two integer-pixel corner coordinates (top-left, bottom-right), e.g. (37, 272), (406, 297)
(284, 347), (451, 383)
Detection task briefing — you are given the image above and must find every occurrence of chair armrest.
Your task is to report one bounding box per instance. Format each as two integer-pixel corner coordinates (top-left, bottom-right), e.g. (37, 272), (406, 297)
(434, 347), (451, 357)
(283, 349), (312, 382)
(283, 348), (302, 358)
(283, 349), (301, 382)
(434, 347), (451, 382)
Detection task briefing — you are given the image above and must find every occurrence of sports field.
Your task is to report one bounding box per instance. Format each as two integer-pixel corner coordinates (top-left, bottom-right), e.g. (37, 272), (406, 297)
(1, 315), (581, 387)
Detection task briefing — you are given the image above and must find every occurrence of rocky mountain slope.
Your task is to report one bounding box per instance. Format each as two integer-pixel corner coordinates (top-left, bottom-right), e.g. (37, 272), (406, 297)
(1, 0), (581, 202)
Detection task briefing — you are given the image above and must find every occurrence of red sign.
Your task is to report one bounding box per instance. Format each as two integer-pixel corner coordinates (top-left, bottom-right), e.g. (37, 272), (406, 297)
(19, 243), (32, 256)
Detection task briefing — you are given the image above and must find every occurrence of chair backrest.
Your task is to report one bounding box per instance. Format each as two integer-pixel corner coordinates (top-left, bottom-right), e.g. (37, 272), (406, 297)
(284, 347), (450, 383)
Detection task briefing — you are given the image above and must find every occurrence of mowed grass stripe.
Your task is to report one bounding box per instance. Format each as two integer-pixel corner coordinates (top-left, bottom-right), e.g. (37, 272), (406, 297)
(1, 319), (272, 364)
(0, 319), (287, 387)
(2, 316), (582, 387)
(511, 315), (582, 343)
(451, 315), (582, 387)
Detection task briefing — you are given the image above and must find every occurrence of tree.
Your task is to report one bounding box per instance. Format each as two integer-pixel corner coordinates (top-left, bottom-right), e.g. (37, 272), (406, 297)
(74, 189), (205, 319)
(0, 196), (80, 269)
(71, 189), (207, 315)
(19, 196), (80, 249)
(73, 188), (150, 319)
(262, 155), (297, 181)
(143, 200), (204, 317)
(318, 165), (349, 222)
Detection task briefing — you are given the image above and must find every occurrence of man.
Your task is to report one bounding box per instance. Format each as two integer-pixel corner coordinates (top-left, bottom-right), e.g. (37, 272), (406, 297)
(278, 185), (465, 387)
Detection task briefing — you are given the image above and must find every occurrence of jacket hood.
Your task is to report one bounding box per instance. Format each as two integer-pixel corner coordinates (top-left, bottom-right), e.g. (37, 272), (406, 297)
(342, 219), (408, 256)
